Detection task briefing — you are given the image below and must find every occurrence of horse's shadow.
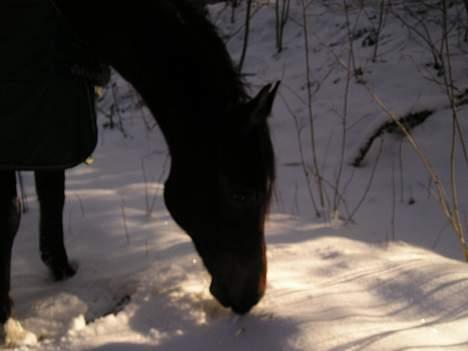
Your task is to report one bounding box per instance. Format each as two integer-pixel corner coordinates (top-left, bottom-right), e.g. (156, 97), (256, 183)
(12, 235), (301, 349)
(88, 309), (300, 351)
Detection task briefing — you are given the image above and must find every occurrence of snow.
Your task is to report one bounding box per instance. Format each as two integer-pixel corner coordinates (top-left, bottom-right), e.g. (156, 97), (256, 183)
(4, 319), (37, 348)
(4, 1), (468, 350)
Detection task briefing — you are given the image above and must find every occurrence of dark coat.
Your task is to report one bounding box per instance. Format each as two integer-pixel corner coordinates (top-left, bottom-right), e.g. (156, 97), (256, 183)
(0, 0), (102, 170)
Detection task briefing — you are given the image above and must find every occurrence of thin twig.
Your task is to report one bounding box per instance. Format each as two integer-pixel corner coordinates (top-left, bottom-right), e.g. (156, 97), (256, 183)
(301, 0), (326, 211)
(238, 0), (254, 71)
(280, 93), (321, 217)
(372, 0), (386, 62)
(121, 197), (130, 245)
(441, 0), (467, 259)
(333, 38), (352, 214)
(347, 138), (384, 223)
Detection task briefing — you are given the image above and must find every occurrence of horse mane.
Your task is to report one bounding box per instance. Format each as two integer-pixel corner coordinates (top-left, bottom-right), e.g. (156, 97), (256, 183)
(172, 1), (275, 208)
(172, 0), (249, 105)
(176, 1), (275, 185)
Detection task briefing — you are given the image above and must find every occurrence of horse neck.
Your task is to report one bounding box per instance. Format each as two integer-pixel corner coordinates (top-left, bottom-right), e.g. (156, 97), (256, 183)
(58, 0), (246, 165)
(54, 0), (247, 151)
(125, 11), (247, 161)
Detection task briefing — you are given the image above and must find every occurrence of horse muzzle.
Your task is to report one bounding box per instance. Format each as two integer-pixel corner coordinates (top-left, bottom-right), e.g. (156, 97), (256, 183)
(208, 250), (267, 315)
(209, 278), (265, 315)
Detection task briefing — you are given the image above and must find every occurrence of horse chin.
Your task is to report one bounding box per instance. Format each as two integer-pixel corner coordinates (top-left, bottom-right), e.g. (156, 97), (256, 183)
(206, 249), (267, 315)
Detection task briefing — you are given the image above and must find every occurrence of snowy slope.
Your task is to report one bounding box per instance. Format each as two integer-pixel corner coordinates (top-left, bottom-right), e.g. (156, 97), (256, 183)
(4, 1), (468, 349)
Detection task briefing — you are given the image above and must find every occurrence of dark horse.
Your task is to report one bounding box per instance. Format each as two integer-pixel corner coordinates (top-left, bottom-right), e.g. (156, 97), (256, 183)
(0, 0), (278, 323)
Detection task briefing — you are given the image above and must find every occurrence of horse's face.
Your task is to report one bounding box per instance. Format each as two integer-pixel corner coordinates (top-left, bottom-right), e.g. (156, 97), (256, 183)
(164, 83), (278, 314)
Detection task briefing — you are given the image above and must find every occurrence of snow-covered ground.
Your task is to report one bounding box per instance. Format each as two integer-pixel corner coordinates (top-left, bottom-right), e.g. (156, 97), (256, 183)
(4, 1), (468, 349)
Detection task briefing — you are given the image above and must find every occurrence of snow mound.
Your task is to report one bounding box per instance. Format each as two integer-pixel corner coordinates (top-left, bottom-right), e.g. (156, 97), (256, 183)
(8, 224), (468, 350)
(3, 318), (38, 348)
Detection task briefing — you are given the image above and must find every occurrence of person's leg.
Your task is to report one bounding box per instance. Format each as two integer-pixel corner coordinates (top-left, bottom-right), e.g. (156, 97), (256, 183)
(0, 170), (20, 323)
(34, 169), (76, 281)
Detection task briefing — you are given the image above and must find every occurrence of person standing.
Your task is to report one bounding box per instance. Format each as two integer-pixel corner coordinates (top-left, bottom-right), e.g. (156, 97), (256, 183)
(0, 0), (109, 323)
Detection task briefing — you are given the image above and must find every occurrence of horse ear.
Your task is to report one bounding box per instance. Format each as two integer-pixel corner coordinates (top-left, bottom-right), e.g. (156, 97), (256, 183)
(248, 81), (280, 126)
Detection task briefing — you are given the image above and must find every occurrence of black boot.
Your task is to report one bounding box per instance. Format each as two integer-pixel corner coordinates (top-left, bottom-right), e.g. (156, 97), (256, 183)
(35, 170), (76, 281)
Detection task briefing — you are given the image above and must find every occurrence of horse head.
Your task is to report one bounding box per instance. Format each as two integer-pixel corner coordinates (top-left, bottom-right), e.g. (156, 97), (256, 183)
(48, 0), (279, 315)
(164, 82), (279, 314)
